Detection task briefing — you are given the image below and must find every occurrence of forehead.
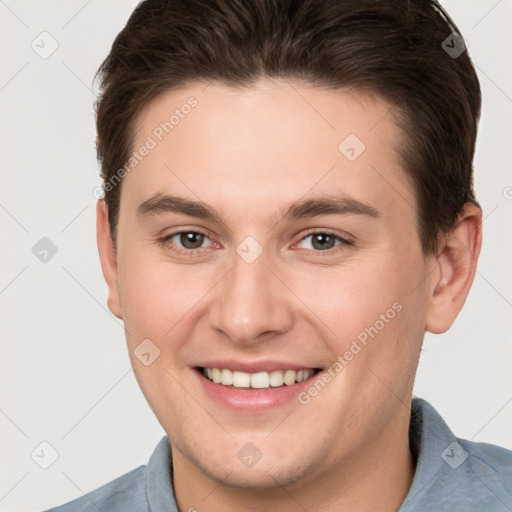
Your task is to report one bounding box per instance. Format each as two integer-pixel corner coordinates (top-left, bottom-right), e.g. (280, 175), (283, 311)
(124, 79), (415, 225)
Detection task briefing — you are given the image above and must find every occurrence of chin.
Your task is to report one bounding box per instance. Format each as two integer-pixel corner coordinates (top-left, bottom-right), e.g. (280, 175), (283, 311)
(207, 461), (311, 490)
(176, 439), (316, 490)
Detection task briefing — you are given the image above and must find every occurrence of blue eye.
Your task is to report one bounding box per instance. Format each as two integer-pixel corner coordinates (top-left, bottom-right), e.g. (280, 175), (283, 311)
(298, 232), (352, 251)
(158, 229), (352, 257)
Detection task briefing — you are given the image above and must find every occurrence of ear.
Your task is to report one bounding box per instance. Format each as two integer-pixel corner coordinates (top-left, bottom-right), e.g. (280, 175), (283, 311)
(425, 202), (482, 334)
(96, 200), (122, 319)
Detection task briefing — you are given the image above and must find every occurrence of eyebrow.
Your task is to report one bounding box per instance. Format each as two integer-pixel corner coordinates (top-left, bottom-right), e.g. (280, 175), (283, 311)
(137, 194), (225, 224)
(279, 195), (379, 221)
(136, 193), (380, 225)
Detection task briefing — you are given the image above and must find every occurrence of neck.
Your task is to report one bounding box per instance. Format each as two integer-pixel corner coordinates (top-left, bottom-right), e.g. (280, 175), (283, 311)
(172, 408), (415, 512)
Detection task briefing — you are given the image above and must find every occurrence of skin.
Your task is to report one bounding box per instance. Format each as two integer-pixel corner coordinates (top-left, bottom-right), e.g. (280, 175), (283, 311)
(97, 78), (482, 512)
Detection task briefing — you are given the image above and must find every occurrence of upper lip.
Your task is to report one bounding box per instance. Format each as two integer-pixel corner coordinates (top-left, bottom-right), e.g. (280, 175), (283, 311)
(194, 360), (322, 373)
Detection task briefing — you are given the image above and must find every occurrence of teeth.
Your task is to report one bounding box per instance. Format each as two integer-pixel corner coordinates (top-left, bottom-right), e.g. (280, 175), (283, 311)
(212, 368), (222, 384)
(283, 369), (296, 385)
(233, 371), (251, 388)
(269, 370), (284, 387)
(251, 371), (269, 389)
(221, 368), (233, 385)
(202, 368), (315, 389)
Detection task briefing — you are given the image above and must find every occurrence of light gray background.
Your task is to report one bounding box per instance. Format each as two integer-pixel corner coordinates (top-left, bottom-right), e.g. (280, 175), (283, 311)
(1, 1), (511, 511)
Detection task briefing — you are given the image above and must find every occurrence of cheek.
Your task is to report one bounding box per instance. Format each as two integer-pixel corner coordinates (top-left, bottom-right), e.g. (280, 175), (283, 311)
(288, 250), (426, 373)
(289, 261), (401, 345)
(116, 251), (209, 344)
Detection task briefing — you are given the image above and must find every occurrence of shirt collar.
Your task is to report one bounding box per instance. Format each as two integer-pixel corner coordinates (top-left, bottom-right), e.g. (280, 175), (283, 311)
(146, 435), (178, 512)
(400, 397), (459, 510)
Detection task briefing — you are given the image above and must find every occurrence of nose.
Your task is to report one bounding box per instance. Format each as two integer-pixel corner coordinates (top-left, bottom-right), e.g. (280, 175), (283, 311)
(209, 250), (294, 345)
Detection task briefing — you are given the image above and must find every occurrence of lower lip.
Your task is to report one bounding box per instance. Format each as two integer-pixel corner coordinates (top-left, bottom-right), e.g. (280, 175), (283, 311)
(193, 369), (319, 413)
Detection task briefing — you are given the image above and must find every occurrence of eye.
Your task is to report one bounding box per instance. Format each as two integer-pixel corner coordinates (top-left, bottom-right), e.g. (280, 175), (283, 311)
(297, 231), (352, 251)
(159, 230), (214, 253)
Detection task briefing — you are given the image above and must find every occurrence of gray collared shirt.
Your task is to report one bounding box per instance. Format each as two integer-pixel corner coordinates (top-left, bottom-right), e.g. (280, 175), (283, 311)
(44, 398), (512, 511)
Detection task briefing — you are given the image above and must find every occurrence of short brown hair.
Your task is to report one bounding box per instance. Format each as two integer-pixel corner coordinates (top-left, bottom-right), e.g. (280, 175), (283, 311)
(95, 0), (481, 254)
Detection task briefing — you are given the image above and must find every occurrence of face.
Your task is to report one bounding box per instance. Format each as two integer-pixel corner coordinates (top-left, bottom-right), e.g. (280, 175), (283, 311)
(103, 79), (435, 489)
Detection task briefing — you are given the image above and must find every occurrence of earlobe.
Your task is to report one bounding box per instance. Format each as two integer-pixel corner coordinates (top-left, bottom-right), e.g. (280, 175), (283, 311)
(425, 203), (482, 334)
(96, 200), (123, 319)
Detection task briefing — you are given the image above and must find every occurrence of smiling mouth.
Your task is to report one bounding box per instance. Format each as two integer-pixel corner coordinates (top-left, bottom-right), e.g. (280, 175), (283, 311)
(197, 367), (321, 389)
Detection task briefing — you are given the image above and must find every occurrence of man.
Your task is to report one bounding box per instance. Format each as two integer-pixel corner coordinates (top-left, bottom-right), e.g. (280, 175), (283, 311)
(45, 0), (512, 510)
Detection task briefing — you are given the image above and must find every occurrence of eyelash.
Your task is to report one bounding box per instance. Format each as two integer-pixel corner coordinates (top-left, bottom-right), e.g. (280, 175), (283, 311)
(157, 229), (353, 256)
(293, 229), (354, 257)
